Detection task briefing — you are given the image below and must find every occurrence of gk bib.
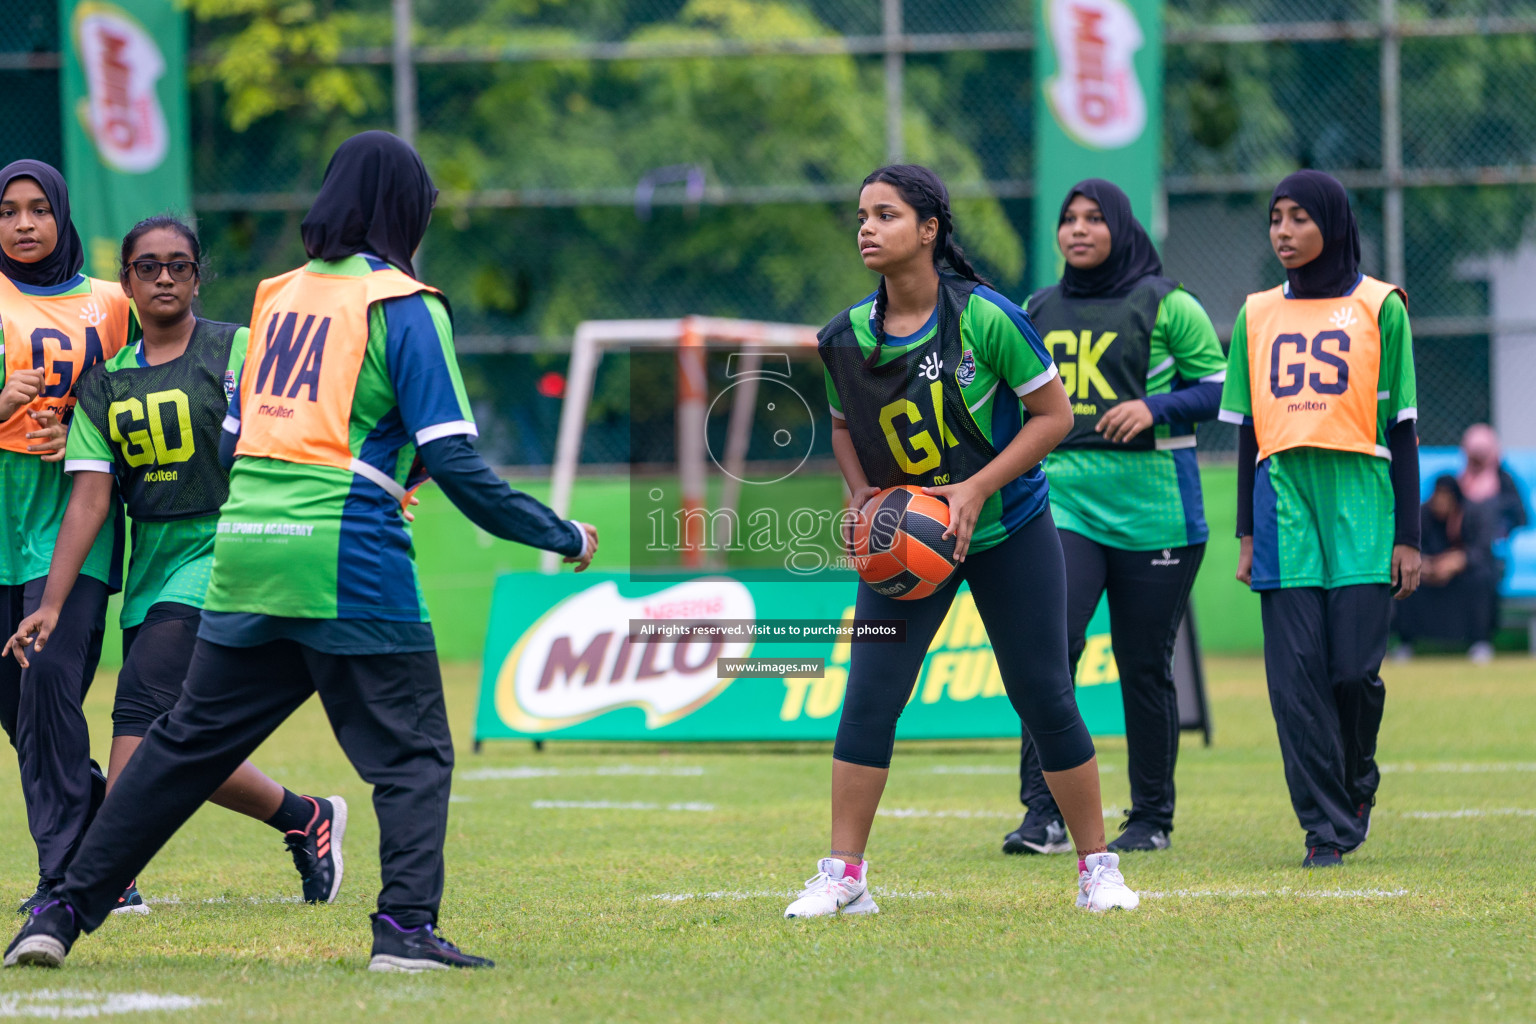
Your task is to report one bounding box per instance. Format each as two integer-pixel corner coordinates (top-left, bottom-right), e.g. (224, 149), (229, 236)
(0, 274), (129, 452)
(820, 275), (996, 490)
(239, 265), (441, 498)
(1244, 276), (1402, 462)
(1027, 276), (1177, 452)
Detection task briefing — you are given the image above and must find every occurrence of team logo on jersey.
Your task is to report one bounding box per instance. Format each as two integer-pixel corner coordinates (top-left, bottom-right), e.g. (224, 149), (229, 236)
(956, 349), (976, 388)
(72, 3), (172, 174)
(223, 370), (236, 403)
(1044, 0), (1148, 149)
(1330, 306), (1359, 330)
(919, 352), (943, 381)
(495, 579), (755, 733)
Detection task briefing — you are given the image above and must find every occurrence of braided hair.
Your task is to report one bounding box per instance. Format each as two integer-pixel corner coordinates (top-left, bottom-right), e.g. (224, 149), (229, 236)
(860, 164), (990, 348)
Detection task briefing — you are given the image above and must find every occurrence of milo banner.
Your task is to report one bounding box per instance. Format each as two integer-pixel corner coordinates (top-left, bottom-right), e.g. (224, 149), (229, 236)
(474, 573), (1130, 744)
(1032, 0), (1163, 290)
(61, 0), (191, 280)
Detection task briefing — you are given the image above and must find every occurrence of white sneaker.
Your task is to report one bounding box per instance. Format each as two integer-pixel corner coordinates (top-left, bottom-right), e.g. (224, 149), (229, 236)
(1469, 641), (1495, 665)
(1076, 852), (1139, 912)
(783, 858), (878, 918)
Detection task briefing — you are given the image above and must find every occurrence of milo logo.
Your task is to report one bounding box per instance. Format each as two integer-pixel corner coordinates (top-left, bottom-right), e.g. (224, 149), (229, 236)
(73, 2), (170, 174)
(495, 579), (755, 733)
(1045, 0), (1149, 149)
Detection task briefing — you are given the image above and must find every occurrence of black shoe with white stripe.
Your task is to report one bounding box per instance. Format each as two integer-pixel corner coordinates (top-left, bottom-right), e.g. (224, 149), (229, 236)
(4, 900), (79, 968)
(1107, 818), (1172, 853)
(1003, 808), (1071, 855)
(368, 914), (494, 972)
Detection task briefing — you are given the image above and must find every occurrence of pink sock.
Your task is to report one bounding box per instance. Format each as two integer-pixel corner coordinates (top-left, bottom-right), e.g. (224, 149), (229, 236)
(1078, 859), (1088, 874)
(842, 860), (863, 882)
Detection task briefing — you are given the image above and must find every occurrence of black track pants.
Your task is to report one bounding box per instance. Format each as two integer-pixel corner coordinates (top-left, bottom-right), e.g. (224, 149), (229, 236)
(1260, 584), (1389, 849)
(55, 637), (454, 931)
(833, 507), (1095, 774)
(0, 576), (108, 881)
(1018, 533), (1204, 831)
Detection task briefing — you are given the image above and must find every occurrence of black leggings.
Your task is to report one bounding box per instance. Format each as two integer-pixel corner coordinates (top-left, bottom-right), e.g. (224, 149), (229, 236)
(1018, 532), (1204, 830)
(834, 506), (1094, 773)
(115, 603), (201, 738)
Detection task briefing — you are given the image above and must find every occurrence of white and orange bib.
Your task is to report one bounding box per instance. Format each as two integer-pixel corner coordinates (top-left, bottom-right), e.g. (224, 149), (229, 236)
(0, 274), (130, 453)
(1244, 276), (1403, 462)
(238, 265), (440, 493)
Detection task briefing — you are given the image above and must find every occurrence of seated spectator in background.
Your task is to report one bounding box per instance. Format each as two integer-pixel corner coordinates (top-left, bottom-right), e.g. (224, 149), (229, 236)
(1393, 476), (1500, 664)
(1459, 423), (1528, 542)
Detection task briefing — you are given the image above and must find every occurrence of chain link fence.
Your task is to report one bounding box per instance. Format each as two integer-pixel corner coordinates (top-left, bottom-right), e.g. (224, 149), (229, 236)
(7, 0), (1535, 463)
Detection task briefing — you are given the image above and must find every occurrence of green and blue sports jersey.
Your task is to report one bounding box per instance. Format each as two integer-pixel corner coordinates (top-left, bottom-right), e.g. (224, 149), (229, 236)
(1039, 288), (1227, 550)
(1219, 288), (1417, 589)
(824, 285), (1056, 554)
(64, 324), (249, 627)
(0, 274), (124, 589)
(204, 255), (476, 620)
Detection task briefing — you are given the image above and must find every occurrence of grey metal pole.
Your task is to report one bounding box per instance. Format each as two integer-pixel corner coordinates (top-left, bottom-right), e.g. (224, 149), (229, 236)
(883, 0), (904, 164)
(393, 0), (417, 147)
(1380, 0), (1405, 287)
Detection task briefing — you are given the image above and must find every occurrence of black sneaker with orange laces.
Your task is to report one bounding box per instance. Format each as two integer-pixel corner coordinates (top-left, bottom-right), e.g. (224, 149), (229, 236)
(111, 879), (149, 916)
(283, 795), (347, 904)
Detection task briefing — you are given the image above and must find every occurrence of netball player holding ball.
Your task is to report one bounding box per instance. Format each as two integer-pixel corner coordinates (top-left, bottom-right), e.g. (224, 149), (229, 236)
(785, 164), (1138, 918)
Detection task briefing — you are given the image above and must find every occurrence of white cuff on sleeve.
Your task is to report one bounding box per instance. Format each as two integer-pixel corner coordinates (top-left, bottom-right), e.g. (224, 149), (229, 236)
(568, 521), (590, 559)
(63, 459), (113, 475)
(222, 415), (240, 434)
(1012, 363), (1059, 397)
(1394, 407), (1418, 424)
(1217, 408), (1248, 426)
(415, 420), (479, 446)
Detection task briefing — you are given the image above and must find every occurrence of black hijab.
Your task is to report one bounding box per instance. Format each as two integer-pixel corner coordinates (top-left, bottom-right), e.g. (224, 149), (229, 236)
(1058, 178), (1164, 299)
(300, 131), (437, 279)
(0, 160), (85, 288)
(1270, 170), (1361, 299)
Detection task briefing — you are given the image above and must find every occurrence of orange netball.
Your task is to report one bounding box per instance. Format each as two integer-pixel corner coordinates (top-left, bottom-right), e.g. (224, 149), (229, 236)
(850, 485), (959, 600)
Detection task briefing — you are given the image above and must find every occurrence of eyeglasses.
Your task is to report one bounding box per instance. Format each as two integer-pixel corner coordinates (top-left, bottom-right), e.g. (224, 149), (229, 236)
(128, 259), (197, 283)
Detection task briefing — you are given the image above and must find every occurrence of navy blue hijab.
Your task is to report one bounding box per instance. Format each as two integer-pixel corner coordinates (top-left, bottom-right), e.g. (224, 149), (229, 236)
(301, 131), (437, 279)
(1058, 178), (1164, 299)
(0, 160), (84, 288)
(1270, 170), (1361, 299)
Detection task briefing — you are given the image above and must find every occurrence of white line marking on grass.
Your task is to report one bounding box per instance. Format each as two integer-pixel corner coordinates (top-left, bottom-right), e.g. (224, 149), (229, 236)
(531, 800), (715, 812)
(1381, 762), (1536, 774)
(927, 764), (1116, 774)
(448, 796), (472, 803)
(648, 887), (947, 902)
(1400, 808), (1536, 819)
(0, 989), (211, 1016)
(878, 807), (1122, 819)
(143, 896), (305, 905)
(462, 766), (704, 780)
(1141, 888), (1409, 900)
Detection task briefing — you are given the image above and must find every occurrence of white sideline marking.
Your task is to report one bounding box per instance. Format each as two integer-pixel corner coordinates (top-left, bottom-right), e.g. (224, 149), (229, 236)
(927, 764), (1116, 775)
(448, 796), (472, 803)
(878, 807), (1122, 819)
(1381, 762), (1536, 774)
(0, 989), (211, 1016)
(143, 896), (304, 906)
(1142, 888), (1410, 900)
(531, 800), (715, 812)
(1400, 808), (1536, 819)
(648, 887), (946, 903)
(462, 766), (704, 780)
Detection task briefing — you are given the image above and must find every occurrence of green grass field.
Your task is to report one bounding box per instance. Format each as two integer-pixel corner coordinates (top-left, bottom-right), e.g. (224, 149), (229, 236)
(1, 655), (1533, 1022)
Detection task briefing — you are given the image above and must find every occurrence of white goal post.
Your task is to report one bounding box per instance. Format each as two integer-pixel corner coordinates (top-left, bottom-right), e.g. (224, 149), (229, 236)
(540, 316), (823, 573)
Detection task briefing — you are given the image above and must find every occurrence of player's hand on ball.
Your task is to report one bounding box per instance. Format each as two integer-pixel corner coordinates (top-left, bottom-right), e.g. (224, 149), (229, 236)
(1236, 535), (1254, 585)
(846, 486), (881, 551)
(3, 607), (58, 669)
(26, 408), (67, 462)
(922, 480), (983, 563)
(1095, 399), (1153, 443)
(564, 522), (599, 572)
(1391, 543), (1421, 599)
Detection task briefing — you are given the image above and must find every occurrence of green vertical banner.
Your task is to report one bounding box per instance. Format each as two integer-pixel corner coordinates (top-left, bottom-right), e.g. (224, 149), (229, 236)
(61, 0), (191, 280)
(1033, 0), (1163, 291)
